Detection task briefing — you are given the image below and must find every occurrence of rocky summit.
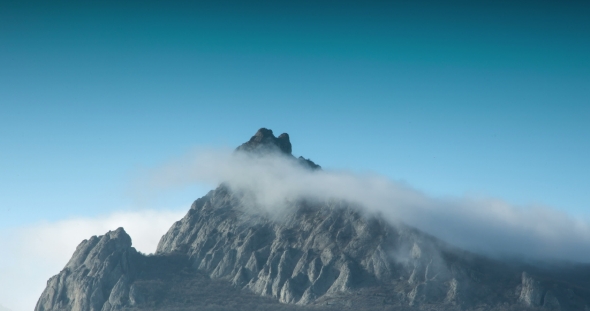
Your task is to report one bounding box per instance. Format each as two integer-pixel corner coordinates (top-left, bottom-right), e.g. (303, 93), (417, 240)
(36, 128), (590, 311)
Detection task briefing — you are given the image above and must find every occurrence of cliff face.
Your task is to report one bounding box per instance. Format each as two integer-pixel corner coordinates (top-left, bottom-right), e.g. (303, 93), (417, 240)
(152, 184), (590, 311)
(157, 190), (394, 303)
(35, 228), (140, 311)
(156, 186), (454, 307)
(36, 128), (590, 311)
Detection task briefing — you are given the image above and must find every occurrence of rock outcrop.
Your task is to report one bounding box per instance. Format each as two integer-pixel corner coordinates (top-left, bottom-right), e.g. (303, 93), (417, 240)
(36, 128), (590, 311)
(236, 128), (293, 155)
(35, 228), (140, 311)
(236, 128), (320, 169)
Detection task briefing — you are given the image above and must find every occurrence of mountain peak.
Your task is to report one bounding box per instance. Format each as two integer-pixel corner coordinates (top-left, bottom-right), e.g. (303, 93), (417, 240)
(35, 127), (590, 311)
(236, 128), (292, 155)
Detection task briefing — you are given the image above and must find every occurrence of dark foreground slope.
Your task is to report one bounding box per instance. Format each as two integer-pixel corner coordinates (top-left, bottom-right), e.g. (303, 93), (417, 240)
(36, 128), (590, 311)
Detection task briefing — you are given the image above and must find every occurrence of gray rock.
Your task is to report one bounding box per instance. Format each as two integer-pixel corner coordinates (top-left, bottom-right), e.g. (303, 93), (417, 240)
(36, 128), (590, 311)
(235, 127), (321, 170)
(235, 128), (292, 155)
(35, 228), (139, 311)
(519, 272), (544, 307)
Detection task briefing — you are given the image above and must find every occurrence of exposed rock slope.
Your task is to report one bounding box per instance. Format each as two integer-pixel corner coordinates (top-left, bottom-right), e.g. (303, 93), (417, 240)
(37, 128), (590, 311)
(35, 228), (140, 311)
(155, 184), (590, 311)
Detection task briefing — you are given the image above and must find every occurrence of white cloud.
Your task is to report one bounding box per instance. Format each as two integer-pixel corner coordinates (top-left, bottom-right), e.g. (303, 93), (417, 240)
(145, 149), (590, 263)
(5, 148), (590, 311)
(0, 209), (185, 311)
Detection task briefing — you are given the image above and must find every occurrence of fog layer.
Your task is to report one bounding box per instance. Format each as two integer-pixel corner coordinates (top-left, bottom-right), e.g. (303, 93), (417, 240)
(147, 149), (590, 263)
(0, 209), (185, 311)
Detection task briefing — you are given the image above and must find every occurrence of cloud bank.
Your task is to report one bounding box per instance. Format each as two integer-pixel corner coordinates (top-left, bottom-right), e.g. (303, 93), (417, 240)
(146, 149), (590, 263)
(6, 148), (589, 311)
(0, 209), (185, 311)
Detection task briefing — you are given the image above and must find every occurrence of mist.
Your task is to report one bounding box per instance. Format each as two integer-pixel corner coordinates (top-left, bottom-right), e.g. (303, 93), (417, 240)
(144, 148), (590, 263)
(8, 148), (588, 311)
(0, 209), (185, 311)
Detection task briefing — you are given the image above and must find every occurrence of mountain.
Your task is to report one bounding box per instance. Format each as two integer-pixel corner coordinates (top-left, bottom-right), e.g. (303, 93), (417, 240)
(36, 128), (590, 311)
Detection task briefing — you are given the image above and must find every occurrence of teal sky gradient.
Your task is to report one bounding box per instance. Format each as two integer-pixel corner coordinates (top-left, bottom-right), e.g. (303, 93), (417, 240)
(1, 0), (589, 227)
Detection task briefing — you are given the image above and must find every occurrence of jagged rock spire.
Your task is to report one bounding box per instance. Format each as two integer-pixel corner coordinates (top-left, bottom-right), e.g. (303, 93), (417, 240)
(235, 128), (321, 170)
(37, 127), (590, 311)
(35, 228), (140, 311)
(236, 128), (292, 155)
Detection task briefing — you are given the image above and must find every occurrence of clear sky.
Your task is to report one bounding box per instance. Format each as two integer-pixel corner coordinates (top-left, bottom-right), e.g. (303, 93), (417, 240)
(1, 2), (590, 310)
(1, 0), (589, 225)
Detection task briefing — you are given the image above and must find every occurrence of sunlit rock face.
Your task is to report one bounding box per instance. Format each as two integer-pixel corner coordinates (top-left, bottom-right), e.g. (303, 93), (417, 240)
(36, 128), (590, 311)
(157, 188), (394, 304)
(35, 228), (141, 311)
(156, 184), (459, 307)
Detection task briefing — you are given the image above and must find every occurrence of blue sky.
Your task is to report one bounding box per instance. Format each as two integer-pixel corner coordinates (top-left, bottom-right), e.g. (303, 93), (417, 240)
(1, 2), (590, 309)
(1, 0), (589, 227)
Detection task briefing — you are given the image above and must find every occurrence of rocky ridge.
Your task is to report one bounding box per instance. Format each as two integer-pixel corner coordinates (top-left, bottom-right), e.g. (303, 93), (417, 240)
(35, 228), (140, 311)
(36, 128), (590, 311)
(235, 128), (320, 170)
